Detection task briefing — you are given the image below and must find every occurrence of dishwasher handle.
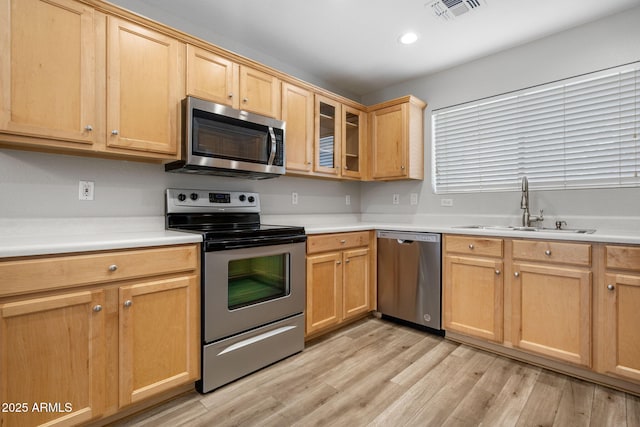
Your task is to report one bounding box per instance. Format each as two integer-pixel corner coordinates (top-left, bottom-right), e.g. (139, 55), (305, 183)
(397, 239), (415, 245)
(377, 230), (441, 243)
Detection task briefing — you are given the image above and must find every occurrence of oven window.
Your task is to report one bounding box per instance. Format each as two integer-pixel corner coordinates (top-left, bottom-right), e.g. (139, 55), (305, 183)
(228, 253), (290, 310)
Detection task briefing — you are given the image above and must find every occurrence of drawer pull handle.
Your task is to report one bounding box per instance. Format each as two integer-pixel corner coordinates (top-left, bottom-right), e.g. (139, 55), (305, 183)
(495, 269), (501, 275)
(607, 284), (615, 291)
(123, 300), (133, 308)
(468, 244), (474, 250)
(514, 272), (520, 277)
(545, 250), (552, 256)
(340, 240), (347, 244)
(93, 305), (102, 312)
(108, 264), (118, 272)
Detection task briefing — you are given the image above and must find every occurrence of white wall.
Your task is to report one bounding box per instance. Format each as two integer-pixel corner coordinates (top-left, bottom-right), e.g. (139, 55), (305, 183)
(361, 6), (640, 223)
(0, 149), (360, 218)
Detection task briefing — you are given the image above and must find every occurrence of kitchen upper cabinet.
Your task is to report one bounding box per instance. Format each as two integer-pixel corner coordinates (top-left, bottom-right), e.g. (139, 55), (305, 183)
(282, 82), (314, 174)
(368, 96), (426, 181)
(443, 235), (504, 342)
(600, 245), (640, 382)
(106, 17), (184, 158)
(0, 0), (100, 147)
(0, 290), (106, 427)
(341, 105), (366, 180)
(186, 44), (280, 118)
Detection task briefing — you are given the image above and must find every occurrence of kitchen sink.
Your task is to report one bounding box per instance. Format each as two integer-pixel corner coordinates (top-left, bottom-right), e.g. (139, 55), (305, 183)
(454, 225), (596, 234)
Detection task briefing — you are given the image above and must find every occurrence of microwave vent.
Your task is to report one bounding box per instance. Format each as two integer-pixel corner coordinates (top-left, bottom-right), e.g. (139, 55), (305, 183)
(427, 0), (486, 21)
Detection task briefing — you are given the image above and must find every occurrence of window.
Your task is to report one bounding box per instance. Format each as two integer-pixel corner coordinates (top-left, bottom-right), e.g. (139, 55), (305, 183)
(432, 62), (640, 194)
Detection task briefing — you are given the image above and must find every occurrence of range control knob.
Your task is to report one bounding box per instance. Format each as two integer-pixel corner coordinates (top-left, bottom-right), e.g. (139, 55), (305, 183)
(239, 194), (246, 202)
(177, 193), (187, 202)
(190, 193), (199, 201)
(248, 196), (255, 203)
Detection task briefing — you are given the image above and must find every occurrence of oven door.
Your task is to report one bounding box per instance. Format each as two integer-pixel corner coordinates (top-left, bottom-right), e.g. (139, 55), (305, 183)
(203, 240), (305, 343)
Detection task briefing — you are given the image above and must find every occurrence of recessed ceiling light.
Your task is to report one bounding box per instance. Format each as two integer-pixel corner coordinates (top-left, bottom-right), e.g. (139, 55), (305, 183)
(399, 32), (418, 45)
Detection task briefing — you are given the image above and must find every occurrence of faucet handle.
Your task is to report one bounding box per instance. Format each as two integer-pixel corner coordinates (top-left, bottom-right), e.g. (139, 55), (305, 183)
(555, 220), (567, 230)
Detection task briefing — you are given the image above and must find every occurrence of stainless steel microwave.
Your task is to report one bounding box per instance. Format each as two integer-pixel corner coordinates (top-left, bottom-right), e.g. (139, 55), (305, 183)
(165, 96), (286, 179)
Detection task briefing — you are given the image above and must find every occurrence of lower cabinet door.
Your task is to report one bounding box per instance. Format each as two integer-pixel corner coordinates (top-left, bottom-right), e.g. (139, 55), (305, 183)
(444, 255), (504, 342)
(0, 290), (105, 427)
(118, 275), (199, 407)
(601, 273), (640, 381)
(511, 262), (592, 367)
(306, 252), (342, 335)
(342, 248), (370, 320)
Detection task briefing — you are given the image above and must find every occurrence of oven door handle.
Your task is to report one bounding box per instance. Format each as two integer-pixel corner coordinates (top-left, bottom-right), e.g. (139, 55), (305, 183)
(267, 127), (277, 166)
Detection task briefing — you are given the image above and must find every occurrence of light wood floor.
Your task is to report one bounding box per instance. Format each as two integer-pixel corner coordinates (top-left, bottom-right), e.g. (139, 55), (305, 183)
(116, 317), (640, 427)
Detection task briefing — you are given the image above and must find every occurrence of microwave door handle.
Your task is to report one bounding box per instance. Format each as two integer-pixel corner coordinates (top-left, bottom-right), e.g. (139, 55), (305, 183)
(267, 127), (277, 165)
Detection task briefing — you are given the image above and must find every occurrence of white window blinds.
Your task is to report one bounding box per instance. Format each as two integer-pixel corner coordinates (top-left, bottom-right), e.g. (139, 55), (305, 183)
(432, 63), (640, 194)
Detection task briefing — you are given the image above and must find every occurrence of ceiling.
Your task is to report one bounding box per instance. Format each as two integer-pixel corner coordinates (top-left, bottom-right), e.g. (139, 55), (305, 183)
(123, 0), (640, 97)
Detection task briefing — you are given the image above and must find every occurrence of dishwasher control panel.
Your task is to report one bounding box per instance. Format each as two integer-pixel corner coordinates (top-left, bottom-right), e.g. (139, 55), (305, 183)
(377, 230), (440, 243)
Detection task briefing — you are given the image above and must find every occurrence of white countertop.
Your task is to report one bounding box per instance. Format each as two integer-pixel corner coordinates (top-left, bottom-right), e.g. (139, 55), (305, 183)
(1, 213), (639, 258)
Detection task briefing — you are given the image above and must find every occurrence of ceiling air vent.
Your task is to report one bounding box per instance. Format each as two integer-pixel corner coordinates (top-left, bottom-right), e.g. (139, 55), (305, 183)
(427, 0), (486, 21)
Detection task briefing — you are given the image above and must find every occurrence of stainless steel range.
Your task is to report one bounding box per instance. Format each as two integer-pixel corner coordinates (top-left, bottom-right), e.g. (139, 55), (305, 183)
(166, 188), (306, 393)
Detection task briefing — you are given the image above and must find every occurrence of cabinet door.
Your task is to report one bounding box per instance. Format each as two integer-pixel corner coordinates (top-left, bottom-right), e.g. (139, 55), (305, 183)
(369, 103), (407, 179)
(342, 106), (366, 179)
(306, 252), (342, 335)
(314, 95), (341, 176)
(282, 82), (314, 173)
(511, 262), (592, 366)
(186, 44), (239, 108)
(107, 17), (183, 157)
(601, 273), (640, 381)
(0, 290), (105, 427)
(239, 66), (280, 118)
(443, 255), (503, 342)
(343, 248), (370, 320)
(0, 0), (98, 145)
(118, 275), (199, 407)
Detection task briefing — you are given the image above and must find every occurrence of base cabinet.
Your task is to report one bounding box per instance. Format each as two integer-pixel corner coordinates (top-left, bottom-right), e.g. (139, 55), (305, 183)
(306, 231), (375, 337)
(0, 244), (200, 427)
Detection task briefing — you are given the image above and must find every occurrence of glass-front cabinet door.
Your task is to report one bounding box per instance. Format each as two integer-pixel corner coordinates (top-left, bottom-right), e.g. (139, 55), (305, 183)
(315, 95), (341, 176)
(342, 106), (365, 179)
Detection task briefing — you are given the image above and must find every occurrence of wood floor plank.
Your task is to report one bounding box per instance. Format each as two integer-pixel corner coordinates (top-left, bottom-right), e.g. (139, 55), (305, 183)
(115, 318), (640, 427)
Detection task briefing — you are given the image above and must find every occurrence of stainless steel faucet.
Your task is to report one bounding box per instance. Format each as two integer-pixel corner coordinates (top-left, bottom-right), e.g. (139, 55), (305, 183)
(521, 176), (543, 227)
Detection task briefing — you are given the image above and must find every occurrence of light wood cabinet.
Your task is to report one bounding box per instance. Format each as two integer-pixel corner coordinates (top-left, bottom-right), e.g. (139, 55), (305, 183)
(0, 244), (199, 426)
(0, 0), (100, 147)
(368, 96), (426, 181)
(282, 82), (314, 173)
(306, 231), (374, 337)
(0, 290), (106, 427)
(600, 245), (640, 382)
(443, 236), (504, 342)
(106, 17), (183, 158)
(186, 44), (280, 118)
(511, 240), (592, 366)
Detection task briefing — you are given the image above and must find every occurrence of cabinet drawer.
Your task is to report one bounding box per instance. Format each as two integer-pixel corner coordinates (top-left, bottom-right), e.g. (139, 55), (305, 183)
(307, 231), (370, 254)
(512, 240), (591, 266)
(606, 245), (640, 272)
(0, 244), (199, 297)
(445, 235), (503, 257)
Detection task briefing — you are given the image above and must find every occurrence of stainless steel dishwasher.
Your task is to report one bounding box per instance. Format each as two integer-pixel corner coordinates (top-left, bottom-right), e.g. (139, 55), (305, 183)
(377, 230), (442, 333)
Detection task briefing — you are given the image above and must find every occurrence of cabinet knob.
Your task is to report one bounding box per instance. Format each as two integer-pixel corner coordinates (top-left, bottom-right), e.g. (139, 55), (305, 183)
(401, 165), (406, 170)
(85, 125), (93, 132)
(243, 98), (248, 103)
(607, 284), (615, 291)
(336, 261), (342, 265)
(123, 300), (133, 308)
(340, 240), (346, 244)
(495, 270), (501, 275)
(468, 244), (474, 250)
(93, 305), (103, 312)
(346, 259), (350, 263)
(108, 264), (118, 272)
(111, 130), (119, 135)
(514, 272), (520, 277)
(228, 93), (233, 98)
(545, 250), (552, 256)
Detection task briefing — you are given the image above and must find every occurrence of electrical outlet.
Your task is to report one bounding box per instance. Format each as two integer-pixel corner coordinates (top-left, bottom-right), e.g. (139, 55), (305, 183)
(345, 195), (351, 206)
(410, 193), (418, 205)
(392, 194), (400, 205)
(291, 192), (298, 205)
(79, 180), (94, 201)
(440, 198), (453, 207)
